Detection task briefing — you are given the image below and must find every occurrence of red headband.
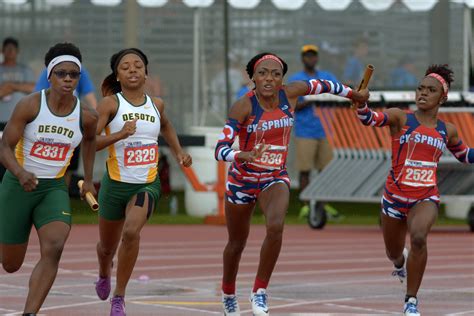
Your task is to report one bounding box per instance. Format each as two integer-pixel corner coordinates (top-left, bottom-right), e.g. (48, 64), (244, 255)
(427, 73), (448, 96)
(253, 55), (283, 72)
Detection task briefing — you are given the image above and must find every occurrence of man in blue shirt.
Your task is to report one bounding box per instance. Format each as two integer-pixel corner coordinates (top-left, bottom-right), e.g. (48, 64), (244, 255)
(35, 66), (97, 190)
(288, 44), (340, 219)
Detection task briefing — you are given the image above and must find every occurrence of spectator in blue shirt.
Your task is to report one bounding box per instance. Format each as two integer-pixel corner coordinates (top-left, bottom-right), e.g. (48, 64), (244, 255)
(288, 44), (340, 220)
(390, 57), (418, 89)
(35, 65), (97, 190)
(343, 38), (369, 87)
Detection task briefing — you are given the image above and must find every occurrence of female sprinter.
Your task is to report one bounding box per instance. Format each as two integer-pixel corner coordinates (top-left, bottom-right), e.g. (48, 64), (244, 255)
(93, 48), (192, 316)
(0, 42), (98, 315)
(355, 64), (474, 316)
(215, 52), (369, 316)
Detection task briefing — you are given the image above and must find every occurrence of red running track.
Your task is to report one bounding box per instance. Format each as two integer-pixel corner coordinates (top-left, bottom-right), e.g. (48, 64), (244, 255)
(1, 225), (473, 315)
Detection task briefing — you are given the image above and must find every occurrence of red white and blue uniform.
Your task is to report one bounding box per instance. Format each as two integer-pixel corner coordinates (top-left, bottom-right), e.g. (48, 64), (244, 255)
(215, 79), (353, 204)
(382, 113), (447, 218)
(225, 89), (293, 204)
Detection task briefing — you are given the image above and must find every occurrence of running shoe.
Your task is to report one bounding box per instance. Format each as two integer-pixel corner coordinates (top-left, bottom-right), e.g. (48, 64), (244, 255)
(95, 276), (111, 300)
(392, 247), (409, 283)
(110, 295), (126, 316)
(250, 288), (269, 315)
(222, 293), (240, 315)
(404, 297), (420, 316)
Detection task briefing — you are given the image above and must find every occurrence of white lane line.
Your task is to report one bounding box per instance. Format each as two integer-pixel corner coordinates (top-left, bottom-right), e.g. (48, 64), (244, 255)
(130, 300), (221, 315)
(324, 302), (398, 314)
(446, 310), (474, 316)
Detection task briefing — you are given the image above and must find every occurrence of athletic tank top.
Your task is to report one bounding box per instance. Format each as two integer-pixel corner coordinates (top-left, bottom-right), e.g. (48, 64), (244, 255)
(386, 112), (448, 199)
(234, 88), (294, 172)
(15, 89), (82, 179)
(105, 92), (161, 184)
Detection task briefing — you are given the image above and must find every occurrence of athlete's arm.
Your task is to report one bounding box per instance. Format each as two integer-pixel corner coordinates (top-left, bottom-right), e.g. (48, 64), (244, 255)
(95, 96), (136, 151)
(80, 102), (98, 198)
(155, 97), (192, 167)
(446, 122), (474, 164)
(355, 104), (406, 132)
(0, 94), (40, 191)
(214, 98), (268, 163)
(284, 80), (369, 107)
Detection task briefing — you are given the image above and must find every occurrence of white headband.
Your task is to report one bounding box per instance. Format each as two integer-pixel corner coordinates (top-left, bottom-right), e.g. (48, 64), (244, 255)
(47, 55), (82, 78)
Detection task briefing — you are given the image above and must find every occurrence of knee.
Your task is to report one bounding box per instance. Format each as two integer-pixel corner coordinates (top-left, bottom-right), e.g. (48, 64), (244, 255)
(410, 233), (427, 251)
(266, 223), (284, 241)
(121, 228), (140, 244)
(98, 242), (115, 257)
(226, 239), (247, 255)
(42, 240), (66, 262)
(385, 248), (400, 262)
(2, 262), (21, 273)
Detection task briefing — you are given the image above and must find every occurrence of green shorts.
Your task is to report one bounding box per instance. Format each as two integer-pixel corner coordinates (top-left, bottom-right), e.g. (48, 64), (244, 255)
(0, 171), (71, 244)
(98, 172), (161, 221)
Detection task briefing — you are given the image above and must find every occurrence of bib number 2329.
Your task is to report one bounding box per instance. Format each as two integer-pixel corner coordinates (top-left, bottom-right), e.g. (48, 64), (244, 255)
(125, 144), (158, 167)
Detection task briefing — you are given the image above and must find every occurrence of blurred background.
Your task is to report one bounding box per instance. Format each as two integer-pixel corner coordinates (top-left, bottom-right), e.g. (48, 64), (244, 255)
(1, 0), (473, 129)
(1, 0), (473, 224)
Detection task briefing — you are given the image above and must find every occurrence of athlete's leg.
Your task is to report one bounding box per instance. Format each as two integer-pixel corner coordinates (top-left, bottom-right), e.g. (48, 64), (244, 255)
(1, 243), (29, 273)
(381, 213), (407, 268)
(406, 200), (438, 298)
(222, 200), (255, 293)
(113, 192), (152, 297)
(23, 221), (70, 313)
(97, 217), (124, 279)
(254, 182), (289, 288)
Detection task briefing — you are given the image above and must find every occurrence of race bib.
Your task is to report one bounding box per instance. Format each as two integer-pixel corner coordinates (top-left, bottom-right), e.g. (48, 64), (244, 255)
(250, 145), (287, 170)
(30, 141), (70, 162)
(400, 159), (437, 187)
(124, 143), (158, 167)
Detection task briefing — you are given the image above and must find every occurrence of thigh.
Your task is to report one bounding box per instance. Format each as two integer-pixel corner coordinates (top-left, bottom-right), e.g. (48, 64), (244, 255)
(1, 243), (29, 270)
(37, 221), (71, 254)
(0, 171), (37, 244)
(407, 200), (438, 236)
(314, 138), (334, 171)
(34, 186), (72, 229)
(98, 173), (130, 221)
(225, 200), (255, 241)
(99, 216), (124, 250)
(123, 192), (152, 231)
(137, 176), (161, 218)
(381, 212), (407, 251)
(381, 194), (408, 250)
(295, 138), (317, 172)
(226, 171), (259, 205)
(258, 182), (290, 226)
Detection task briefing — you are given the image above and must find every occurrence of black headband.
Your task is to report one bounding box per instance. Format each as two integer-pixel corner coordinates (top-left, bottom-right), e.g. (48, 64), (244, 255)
(113, 49), (147, 75)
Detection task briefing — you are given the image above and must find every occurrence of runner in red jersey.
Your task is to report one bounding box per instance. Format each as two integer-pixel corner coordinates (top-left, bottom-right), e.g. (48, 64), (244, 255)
(356, 64), (474, 316)
(215, 52), (369, 316)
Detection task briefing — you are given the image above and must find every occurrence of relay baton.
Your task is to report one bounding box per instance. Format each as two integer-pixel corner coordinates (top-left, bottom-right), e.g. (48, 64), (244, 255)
(77, 180), (99, 211)
(352, 64), (374, 108)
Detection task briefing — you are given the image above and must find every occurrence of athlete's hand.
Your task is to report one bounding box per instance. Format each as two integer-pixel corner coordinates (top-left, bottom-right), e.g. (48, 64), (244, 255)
(18, 170), (38, 192)
(119, 118), (138, 139)
(351, 88), (370, 108)
(237, 141), (270, 163)
(79, 179), (97, 200)
(177, 151), (192, 168)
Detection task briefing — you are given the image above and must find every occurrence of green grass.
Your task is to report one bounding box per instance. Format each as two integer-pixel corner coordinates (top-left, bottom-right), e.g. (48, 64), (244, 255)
(71, 190), (468, 226)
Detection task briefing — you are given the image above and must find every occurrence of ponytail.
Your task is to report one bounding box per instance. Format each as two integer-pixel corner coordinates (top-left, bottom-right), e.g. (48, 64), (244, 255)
(101, 73), (122, 97)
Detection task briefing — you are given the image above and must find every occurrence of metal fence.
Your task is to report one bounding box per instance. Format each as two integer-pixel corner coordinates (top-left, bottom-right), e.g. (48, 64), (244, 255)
(0, 0), (470, 132)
